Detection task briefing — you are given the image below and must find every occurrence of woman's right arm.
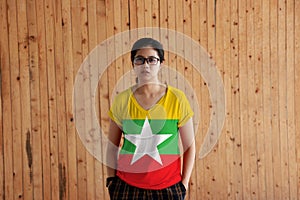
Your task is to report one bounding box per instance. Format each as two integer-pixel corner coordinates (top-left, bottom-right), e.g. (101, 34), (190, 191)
(106, 119), (122, 177)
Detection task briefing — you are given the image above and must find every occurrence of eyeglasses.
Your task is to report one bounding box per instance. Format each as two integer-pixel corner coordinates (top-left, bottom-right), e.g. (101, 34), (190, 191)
(133, 56), (160, 65)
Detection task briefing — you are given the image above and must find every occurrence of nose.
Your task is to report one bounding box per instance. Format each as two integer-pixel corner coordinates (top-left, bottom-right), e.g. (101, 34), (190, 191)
(143, 62), (150, 69)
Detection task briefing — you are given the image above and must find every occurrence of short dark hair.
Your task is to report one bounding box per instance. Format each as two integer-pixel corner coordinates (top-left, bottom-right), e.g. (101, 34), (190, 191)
(131, 38), (165, 63)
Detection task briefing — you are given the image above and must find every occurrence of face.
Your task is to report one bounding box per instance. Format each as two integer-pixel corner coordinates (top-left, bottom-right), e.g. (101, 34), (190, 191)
(133, 48), (161, 84)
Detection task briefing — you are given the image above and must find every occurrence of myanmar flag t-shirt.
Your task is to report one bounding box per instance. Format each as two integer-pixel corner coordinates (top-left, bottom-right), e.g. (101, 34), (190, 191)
(108, 85), (194, 189)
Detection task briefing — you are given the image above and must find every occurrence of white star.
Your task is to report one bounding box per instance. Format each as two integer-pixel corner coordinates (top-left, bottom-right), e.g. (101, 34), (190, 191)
(125, 117), (172, 165)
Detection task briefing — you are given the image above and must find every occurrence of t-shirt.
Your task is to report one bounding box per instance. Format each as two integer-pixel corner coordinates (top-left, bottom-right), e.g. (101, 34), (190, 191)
(108, 85), (194, 189)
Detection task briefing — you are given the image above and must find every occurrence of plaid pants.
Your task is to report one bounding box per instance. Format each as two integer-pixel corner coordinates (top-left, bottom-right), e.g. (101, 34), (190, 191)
(107, 176), (186, 200)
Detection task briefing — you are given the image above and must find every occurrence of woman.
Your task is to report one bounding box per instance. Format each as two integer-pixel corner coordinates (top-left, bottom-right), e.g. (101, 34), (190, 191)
(106, 38), (195, 200)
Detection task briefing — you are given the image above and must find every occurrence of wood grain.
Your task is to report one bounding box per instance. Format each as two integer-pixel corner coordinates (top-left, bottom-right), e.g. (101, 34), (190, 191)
(0, 0), (299, 199)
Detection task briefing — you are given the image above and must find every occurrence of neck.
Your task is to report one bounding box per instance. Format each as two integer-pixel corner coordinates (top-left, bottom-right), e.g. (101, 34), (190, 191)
(137, 77), (159, 85)
(133, 82), (166, 95)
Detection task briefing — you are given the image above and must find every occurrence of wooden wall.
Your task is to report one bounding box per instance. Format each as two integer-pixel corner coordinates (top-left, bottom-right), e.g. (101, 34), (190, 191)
(1, 0), (299, 199)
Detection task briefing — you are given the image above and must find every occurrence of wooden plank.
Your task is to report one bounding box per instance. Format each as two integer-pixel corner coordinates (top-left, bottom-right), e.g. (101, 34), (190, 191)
(183, 0), (192, 92)
(270, 0), (282, 198)
(16, 0), (34, 198)
(88, 1), (104, 199)
(151, 0), (159, 38)
(96, 0), (108, 198)
(191, 0), (201, 198)
(197, 0), (208, 199)
(229, 0), (243, 198)
(253, 0), (266, 198)
(0, 2), (7, 198)
(215, 0), (227, 198)
(0, 2), (3, 194)
(62, 0), (78, 199)
(278, 0), (289, 198)
(44, 0), (60, 198)
(52, 0), (70, 199)
(238, 0), (249, 198)
(35, 0), (51, 198)
(129, 0), (138, 43)
(6, 0), (23, 199)
(262, 0), (274, 199)
(224, 0), (233, 198)
(70, 5), (84, 200)
(175, 0), (184, 90)
(105, 0), (116, 199)
(152, 1), (162, 83)
(1, 0), (14, 199)
(105, 0), (116, 98)
(113, 0), (124, 93)
(156, 0), (168, 85)
(75, 33), (87, 200)
(286, 0), (297, 198)
(87, 0), (98, 199)
(82, 1), (96, 200)
(121, 0), (132, 89)
(136, 0), (145, 36)
(0, 20), (4, 196)
(205, 0), (219, 198)
(104, 10), (118, 198)
(246, 0), (259, 198)
(245, 0), (256, 197)
(77, 0), (89, 199)
(27, 0), (44, 198)
(222, 0), (235, 198)
(294, 0), (300, 198)
(183, 0), (193, 199)
(166, 0), (177, 87)
(110, 6), (125, 196)
(144, 0), (152, 36)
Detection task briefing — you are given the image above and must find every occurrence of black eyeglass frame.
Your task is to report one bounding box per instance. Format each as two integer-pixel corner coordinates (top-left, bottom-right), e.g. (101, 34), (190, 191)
(133, 56), (160, 65)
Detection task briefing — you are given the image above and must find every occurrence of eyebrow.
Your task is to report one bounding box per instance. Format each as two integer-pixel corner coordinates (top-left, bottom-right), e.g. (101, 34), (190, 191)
(134, 55), (159, 58)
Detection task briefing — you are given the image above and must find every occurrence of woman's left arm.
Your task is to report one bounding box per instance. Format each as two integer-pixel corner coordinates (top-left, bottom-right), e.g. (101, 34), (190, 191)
(179, 118), (196, 189)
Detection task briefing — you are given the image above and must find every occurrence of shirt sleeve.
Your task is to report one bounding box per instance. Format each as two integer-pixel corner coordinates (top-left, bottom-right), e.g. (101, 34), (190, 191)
(178, 92), (194, 127)
(108, 92), (126, 127)
(108, 100), (122, 126)
(108, 88), (132, 127)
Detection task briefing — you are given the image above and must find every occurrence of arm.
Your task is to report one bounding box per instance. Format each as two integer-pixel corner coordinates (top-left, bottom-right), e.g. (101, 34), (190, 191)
(106, 119), (122, 177)
(179, 118), (196, 189)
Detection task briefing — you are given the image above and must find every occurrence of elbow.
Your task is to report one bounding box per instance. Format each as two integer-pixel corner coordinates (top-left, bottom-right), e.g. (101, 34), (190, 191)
(184, 141), (196, 157)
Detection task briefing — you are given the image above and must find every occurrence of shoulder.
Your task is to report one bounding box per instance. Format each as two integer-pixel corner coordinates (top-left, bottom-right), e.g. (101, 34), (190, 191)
(110, 87), (132, 110)
(167, 85), (186, 100)
(112, 87), (132, 102)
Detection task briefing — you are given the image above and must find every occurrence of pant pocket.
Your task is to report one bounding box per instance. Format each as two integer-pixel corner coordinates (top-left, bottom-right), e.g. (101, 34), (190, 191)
(108, 177), (118, 196)
(179, 181), (187, 192)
